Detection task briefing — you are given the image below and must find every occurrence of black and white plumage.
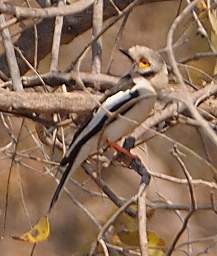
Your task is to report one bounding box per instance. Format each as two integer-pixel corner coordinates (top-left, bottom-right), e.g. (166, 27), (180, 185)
(49, 46), (168, 211)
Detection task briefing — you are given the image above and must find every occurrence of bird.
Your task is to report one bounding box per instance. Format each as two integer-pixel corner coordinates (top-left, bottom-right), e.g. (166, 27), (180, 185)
(48, 45), (168, 212)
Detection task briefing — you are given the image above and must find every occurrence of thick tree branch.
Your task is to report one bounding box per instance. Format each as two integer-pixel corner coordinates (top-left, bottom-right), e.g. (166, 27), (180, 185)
(0, 91), (97, 114)
(0, 1), (95, 18)
(0, 80), (217, 128)
(12, 71), (119, 89)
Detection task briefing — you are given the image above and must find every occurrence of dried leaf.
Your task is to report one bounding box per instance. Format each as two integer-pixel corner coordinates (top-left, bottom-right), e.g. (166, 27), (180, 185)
(12, 216), (50, 243)
(148, 231), (165, 256)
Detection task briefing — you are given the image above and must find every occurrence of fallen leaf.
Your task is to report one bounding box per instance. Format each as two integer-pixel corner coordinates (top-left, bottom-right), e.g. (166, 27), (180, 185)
(12, 216), (50, 243)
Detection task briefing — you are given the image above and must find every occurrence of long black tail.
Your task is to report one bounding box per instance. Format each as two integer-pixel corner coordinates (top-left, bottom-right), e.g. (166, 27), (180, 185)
(48, 162), (72, 213)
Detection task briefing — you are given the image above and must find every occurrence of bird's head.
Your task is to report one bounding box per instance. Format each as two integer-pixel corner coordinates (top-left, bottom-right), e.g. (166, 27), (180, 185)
(120, 45), (168, 91)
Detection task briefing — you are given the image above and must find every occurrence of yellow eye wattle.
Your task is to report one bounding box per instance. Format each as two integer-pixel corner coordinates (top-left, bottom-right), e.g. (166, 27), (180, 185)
(139, 58), (150, 69)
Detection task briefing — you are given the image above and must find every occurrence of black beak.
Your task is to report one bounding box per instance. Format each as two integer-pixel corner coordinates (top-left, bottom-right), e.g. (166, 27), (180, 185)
(119, 48), (133, 61)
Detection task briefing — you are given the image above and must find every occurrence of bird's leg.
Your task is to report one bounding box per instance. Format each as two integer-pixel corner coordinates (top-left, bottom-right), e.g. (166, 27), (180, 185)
(106, 138), (151, 184)
(106, 138), (138, 169)
(106, 138), (135, 160)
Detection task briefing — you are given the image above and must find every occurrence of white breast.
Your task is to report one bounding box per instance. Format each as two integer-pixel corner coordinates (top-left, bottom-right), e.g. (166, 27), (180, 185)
(71, 96), (156, 174)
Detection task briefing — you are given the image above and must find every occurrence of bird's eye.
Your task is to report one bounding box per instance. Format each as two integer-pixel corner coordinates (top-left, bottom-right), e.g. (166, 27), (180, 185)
(139, 57), (150, 69)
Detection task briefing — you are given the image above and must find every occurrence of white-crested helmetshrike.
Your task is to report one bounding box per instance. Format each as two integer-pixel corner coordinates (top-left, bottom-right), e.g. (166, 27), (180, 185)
(49, 46), (168, 211)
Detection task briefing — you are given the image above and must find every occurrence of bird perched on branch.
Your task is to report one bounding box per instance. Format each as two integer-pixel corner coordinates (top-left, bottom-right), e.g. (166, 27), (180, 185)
(48, 45), (168, 212)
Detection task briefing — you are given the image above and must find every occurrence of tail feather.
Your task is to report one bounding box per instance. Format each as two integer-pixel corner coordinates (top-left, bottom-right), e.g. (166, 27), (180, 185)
(48, 163), (72, 213)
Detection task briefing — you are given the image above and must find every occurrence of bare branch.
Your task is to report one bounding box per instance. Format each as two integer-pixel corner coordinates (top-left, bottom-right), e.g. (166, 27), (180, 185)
(92, 0), (103, 88)
(82, 162), (137, 217)
(138, 183), (148, 256)
(13, 71), (119, 89)
(167, 0), (217, 150)
(50, 0), (64, 72)
(0, 14), (23, 91)
(47, 167), (101, 229)
(166, 146), (197, 255)
(0, 0), (95, 18)
(0, 91), (97, 114)
(172, 146), (196, 210)
(106, 12), (129, 73)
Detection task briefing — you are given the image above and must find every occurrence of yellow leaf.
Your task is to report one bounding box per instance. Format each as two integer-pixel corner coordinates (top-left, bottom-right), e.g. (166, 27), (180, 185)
(12, 216), (50, 243)
(148, 231), (165, 256)
(111, 234), (123, 246)
(196, 0), (207, 12)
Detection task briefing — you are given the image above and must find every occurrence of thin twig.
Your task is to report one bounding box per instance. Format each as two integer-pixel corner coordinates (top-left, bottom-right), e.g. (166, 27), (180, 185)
(98, 238), (110, 256)
(150, 170), (217, 190)
(106, 12), (130, 73)
(30, 243), (36, 256)
(172, 146), (196, 210)
(138, 183), (148, 256)
(25, 0), (38, 69)
(180, 51), (217, 64)
(109, 0), (122, 14)
(2, 119), (24, 234)
(82, 162), (136, 217)
(92, 0), (103, 88)
(47, 168), (102, 229)
(50, 0), (64, 72)
(166, 146), (197, 255)
(14, 47), (46, 90)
